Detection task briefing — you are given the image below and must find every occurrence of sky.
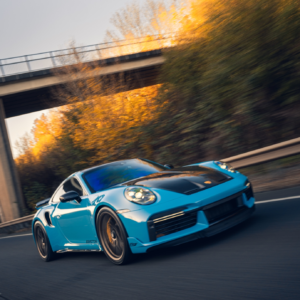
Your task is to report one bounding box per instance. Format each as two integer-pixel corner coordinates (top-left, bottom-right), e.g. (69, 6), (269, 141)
(0, 0), (147, 157)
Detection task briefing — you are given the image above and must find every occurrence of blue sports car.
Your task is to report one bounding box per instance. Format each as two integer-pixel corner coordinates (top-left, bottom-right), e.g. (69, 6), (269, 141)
(33, 158), (255, 264)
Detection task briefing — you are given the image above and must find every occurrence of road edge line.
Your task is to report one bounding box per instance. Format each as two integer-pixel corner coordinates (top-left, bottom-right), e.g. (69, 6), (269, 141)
(0, 233), (32, 240)
(256, 195), (300, 204)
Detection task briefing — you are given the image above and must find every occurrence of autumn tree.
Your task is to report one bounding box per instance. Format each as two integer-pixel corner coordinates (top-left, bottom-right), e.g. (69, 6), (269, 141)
(104, 0), (186, 55)
(105, 0), (183, 40)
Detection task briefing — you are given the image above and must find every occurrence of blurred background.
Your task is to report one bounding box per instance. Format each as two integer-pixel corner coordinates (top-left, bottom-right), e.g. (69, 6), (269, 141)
(1, 0), (300, 213)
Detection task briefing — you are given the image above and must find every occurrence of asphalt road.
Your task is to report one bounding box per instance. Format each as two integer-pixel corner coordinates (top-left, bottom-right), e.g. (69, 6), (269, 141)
(0, 194), (300, 300)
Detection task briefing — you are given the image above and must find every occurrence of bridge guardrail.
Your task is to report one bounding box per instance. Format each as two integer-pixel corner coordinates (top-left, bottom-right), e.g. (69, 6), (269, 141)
(0, 136), (299, 233)
(0, 34), (174, 78)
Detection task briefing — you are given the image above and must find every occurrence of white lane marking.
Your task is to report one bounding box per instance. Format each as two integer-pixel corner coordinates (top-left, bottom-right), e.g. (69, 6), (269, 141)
(0, 233), (32, 240)
(256, 195), (300, 204)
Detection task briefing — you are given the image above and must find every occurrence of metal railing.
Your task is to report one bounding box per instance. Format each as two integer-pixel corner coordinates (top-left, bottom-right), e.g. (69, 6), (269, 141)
(0, 136), (299, 232)
(0, 34), (174, 78)
(222, 137), (300, 168)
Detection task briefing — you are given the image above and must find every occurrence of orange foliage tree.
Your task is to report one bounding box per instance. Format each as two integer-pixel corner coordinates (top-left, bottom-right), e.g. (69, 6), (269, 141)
(15, 44), (163, 210)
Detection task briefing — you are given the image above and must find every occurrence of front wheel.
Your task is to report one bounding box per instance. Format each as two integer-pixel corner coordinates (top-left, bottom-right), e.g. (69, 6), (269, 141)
(96, 207), (132, 265)
(34, 221), (56, 262)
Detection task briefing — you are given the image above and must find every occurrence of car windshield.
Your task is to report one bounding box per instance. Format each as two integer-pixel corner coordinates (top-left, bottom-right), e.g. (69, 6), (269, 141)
(82, 159), (167, 193)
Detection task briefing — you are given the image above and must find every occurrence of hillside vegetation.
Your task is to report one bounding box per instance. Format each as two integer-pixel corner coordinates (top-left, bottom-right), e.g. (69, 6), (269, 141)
(15, 0), (300, 211)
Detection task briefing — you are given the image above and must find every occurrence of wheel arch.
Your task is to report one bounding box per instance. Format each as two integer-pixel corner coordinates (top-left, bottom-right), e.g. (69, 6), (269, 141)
(94, 204), (129, 238)
(32, 217), (50, 246)
(32, 211), (62, 252)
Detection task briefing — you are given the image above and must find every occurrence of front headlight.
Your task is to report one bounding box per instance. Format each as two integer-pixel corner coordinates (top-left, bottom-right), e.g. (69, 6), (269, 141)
(214, 161), (237, 173)
(124, 187), (157, 205)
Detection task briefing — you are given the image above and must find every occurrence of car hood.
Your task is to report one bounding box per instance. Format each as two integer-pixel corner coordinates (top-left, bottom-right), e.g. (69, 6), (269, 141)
(122, 166), (232, 195)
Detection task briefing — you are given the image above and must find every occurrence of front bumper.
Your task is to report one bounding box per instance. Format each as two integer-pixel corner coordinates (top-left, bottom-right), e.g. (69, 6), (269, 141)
(147, 204), (255, 252)
(125, 186), (255, 254)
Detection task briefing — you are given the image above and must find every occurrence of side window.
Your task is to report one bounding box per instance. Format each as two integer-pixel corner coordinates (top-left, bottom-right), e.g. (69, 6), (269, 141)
(65, 177), (84, 196)
(52, 178), (85, 203)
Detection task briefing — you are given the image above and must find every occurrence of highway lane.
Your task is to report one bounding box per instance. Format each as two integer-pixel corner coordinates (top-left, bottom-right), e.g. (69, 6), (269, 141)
(0, 197), (300, 300)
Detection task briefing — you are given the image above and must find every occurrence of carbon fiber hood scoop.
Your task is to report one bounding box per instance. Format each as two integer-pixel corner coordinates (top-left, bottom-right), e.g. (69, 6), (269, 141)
(123, 166), (232, 195)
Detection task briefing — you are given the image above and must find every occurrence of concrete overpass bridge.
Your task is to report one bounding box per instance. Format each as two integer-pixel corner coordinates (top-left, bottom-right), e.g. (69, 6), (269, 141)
(0, 38), (167, 222)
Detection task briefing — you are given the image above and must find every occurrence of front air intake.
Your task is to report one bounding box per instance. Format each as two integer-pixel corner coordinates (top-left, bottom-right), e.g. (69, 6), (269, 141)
(148, 210), (198, 241)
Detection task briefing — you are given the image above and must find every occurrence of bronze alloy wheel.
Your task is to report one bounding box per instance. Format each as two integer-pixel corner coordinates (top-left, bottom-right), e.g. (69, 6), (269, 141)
(101, 215), (124, 259)
(97, 207), (132, 265)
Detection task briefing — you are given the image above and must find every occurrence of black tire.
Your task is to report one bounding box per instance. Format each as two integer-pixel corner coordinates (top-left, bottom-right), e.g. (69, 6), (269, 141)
(34, 221), (56, 262)
(96, 207), (132, 265)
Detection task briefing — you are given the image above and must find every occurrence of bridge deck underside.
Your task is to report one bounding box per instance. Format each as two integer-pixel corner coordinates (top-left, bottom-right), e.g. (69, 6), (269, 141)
(1, 66), (161, 118)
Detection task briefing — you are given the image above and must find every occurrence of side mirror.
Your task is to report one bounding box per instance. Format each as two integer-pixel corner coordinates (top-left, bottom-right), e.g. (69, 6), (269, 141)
(60, 191), (81, 203)
(164, 164), (174, 169)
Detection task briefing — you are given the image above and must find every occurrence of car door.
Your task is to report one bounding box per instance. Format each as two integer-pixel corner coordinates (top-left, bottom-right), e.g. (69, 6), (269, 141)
(52, 176), (98, 244)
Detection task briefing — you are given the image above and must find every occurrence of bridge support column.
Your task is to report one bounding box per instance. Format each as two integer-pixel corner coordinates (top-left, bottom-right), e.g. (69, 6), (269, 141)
(0, 98), (25, 222)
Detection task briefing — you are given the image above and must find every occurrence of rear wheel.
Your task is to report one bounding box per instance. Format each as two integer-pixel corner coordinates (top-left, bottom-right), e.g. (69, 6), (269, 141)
(34, 221), (56, 262)
(96, 207), (132, 265)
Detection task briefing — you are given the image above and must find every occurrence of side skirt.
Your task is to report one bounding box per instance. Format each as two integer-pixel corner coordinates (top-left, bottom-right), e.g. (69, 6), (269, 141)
(56, 249), (102, 253)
